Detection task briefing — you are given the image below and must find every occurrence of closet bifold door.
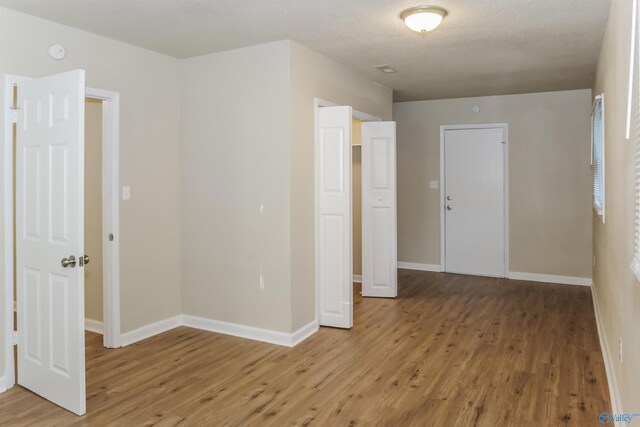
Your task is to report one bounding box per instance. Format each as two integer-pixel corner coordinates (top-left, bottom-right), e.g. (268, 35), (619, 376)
(316, 106), (353, 328)
(361, 121), (397, 298)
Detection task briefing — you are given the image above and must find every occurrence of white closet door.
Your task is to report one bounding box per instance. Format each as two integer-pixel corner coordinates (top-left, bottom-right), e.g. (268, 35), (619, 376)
(16, 70), (86, 415)
(361, 122), (397, 298)
(316, 106), (353, 328)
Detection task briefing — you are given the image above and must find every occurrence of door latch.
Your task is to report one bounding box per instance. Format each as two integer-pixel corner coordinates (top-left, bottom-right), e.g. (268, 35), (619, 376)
(61, 255), (76, 268)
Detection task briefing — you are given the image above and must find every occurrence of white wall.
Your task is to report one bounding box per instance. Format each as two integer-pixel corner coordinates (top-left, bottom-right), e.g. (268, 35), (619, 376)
(179, 40), (393, 334)
(0, 7), (183, 381)
(393, 90), (593, 279)
(592, 0), (640, 413)
(180, 41), (293, 332)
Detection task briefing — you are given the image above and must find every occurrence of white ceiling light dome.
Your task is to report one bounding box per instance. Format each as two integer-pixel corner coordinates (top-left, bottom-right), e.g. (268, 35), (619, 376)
(401, 5), (448, 33)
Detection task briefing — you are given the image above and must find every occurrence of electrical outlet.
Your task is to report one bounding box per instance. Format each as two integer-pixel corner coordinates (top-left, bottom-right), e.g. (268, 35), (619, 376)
(619, 337), (623, 363)
(121, 186), (131, 200)
(429, 180), (439, 189)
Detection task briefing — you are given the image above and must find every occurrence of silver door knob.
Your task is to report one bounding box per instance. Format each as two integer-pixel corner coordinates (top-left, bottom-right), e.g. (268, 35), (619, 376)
(447, 195), (452, 201)
(446, 205), (453, 211)
(79, 255), (90, 267)
(61, 255), (76, 268)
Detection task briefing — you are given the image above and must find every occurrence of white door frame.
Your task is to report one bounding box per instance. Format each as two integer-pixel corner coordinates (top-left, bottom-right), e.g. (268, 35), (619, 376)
(1, 74), (121, 392)
(313, 98), (382, 324)
(439, 123), (509, 276)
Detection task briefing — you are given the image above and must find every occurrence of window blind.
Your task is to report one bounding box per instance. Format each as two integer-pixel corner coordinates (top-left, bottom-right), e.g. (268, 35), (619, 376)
(592, 96), (605, 217)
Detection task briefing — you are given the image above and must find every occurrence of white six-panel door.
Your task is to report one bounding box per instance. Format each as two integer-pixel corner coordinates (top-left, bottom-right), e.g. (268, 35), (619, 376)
(361, 122), (397, 298)
(316, 106), (353, 329)
(443, 127), (505, 277)
(16, 70), (86, 415)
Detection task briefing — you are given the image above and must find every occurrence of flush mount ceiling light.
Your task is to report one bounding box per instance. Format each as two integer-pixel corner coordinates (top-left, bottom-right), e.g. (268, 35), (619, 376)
(400, 5), (447, 33)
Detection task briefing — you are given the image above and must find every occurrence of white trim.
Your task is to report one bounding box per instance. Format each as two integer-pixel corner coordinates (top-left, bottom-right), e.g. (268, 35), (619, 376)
(290, 321), (319, 347)
(440, 124), (510, 276)
(352, 274), (362, 283)
(0, 376), (7, 393)
(183, 315), (318, 348)
(626, 0), (638, 140)
(507, 271), (592, 287)
(397, 262), (442, 272)
(84, 319), (104, 334)
(591, 286), (623, 426)
(86, 87), (121, 349)
(314, 97), (383, 122)
(120, 315), (183, 347)
(1, 74), (29, 392)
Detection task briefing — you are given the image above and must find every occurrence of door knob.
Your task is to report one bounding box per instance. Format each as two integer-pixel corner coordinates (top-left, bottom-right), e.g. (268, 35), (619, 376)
(447, 195), (452, 201)
(446, 205), (453, 211)
(61, 255), (76, 268)
(79, 255), (90, 267)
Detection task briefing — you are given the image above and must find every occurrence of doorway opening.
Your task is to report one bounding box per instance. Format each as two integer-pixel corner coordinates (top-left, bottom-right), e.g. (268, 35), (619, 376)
(1, 73), (121, 414)
(352, 119), (363, 293)
(439, 124), (509, 277)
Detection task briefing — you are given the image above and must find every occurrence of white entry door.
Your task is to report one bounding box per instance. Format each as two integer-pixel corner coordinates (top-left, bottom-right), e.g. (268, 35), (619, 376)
(316, 106), (353, 329)
(361, 122), (397, 298)
(443, 127), (506, 277)
(16, 70), (86, 415)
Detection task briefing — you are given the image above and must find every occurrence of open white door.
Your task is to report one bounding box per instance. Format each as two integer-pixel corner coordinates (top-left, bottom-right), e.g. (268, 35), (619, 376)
(361, 122), (397, 298)
(16, 70), (86, 415)
(316, 106), (353, 328)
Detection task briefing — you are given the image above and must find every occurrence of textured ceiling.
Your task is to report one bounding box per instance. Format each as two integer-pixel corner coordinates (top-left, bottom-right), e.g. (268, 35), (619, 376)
(0, 0), (611, 101)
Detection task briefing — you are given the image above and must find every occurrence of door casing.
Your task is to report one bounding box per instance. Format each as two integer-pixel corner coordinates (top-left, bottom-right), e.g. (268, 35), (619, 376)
(0, 74), (121, 393)
(439, 123), (509, 276)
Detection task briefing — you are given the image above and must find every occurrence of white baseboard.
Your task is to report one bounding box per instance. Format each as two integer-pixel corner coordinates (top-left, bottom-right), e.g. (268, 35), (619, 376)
(120, 314), (319, 348)
(507, 271), (592, 286)
(85, 319), (103, 334)
(353, 274), (362, 283)
(397, 262), (442, 272)
(591, 286), (623, 426)
(183, 315), (318, 347)
(290, 321), (319, 347)
(121, 315), (183, 347)
(0, 376), (6, 393)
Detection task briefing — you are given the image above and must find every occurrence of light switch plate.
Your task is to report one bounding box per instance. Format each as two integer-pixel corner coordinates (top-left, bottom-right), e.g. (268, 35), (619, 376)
(429, 180), (439, 189)
(122, 186), (130, 200)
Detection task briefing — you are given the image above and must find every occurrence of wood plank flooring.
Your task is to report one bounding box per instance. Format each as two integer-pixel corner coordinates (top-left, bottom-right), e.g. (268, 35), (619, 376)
(0, 270), (610, 426)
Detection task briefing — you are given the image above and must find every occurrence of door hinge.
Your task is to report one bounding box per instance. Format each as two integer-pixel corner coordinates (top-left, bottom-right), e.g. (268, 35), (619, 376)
(109, 233), (114, 242)
(13, 331), (18, 346)
(10, 106), (18, 124)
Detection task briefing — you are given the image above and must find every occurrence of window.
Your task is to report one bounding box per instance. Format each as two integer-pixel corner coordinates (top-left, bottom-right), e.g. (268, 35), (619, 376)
(592, 94), (605, 221)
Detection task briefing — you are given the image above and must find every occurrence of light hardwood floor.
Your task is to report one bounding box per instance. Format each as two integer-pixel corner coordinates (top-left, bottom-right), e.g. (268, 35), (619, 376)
(0, 270), (610, 426)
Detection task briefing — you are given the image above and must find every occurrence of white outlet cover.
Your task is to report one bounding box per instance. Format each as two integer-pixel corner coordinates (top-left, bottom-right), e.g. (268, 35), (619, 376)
(429, 180), (439, 189)
(121, 186), (130, 200)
